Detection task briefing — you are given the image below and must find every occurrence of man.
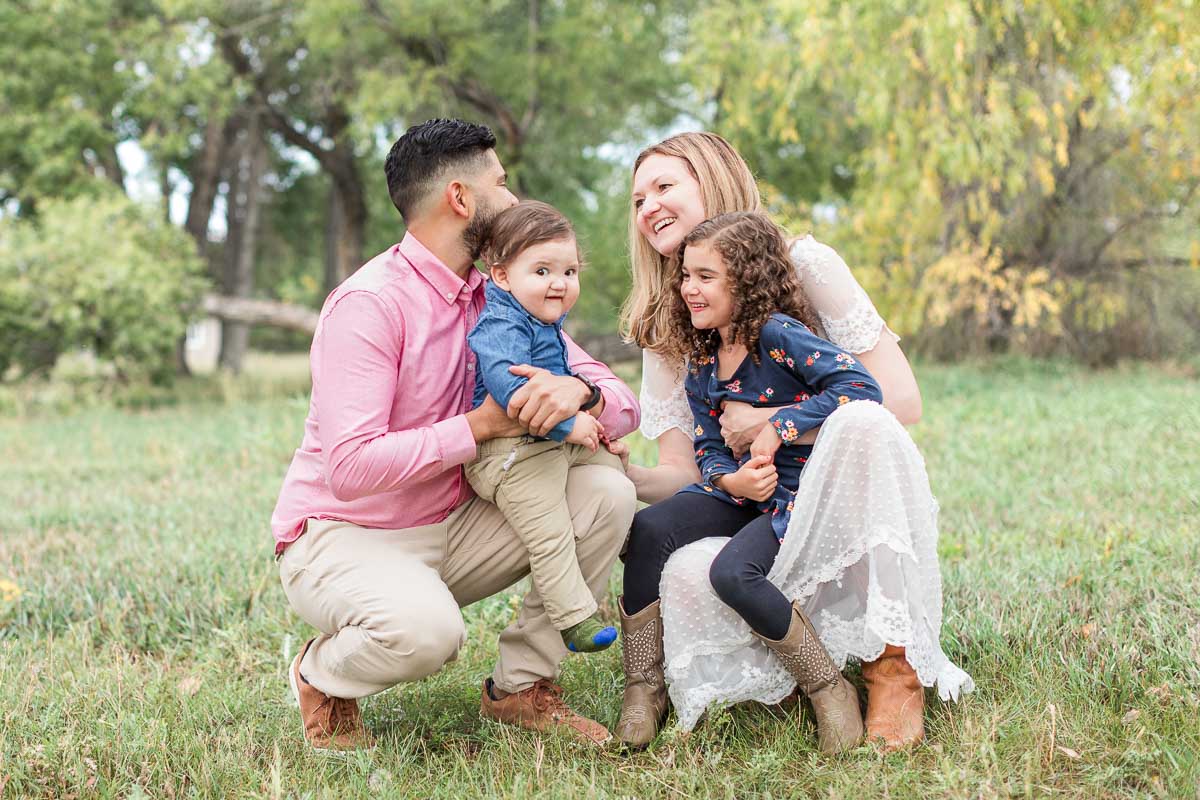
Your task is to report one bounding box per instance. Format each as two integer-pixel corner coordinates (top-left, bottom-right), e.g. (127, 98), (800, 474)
(271, 118), (639, 751)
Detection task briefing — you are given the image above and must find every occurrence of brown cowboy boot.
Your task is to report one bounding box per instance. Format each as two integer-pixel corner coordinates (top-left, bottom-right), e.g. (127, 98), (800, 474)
(862, 644), (925, 751)
(754, 601), (864, 754)
(615, 597), (669, 749)
(288, 638), (374, 753)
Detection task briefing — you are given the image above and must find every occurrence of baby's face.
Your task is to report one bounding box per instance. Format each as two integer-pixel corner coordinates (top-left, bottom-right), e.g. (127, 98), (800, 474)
(493, 238), (581, 324)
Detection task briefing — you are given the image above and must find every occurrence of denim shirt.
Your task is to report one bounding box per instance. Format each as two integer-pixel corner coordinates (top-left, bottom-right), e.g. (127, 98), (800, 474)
(681, 313), (883, 540)
(468, 280), (576, 441)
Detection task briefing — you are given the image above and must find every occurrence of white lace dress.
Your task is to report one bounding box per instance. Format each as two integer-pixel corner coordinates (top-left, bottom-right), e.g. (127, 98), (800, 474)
(641, 236), (974, 731)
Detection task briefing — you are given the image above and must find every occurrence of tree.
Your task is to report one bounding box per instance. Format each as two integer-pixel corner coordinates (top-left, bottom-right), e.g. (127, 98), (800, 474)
(685, 0), (1200, 359)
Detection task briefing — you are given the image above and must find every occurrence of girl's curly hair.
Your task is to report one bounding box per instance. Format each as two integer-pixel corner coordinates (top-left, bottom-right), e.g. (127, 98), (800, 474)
(665, 212), (823, 366)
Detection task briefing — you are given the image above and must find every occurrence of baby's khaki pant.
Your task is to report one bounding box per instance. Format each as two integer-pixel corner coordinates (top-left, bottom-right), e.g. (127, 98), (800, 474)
(278, 461), (635, 699)
(465, 436), (625, 631)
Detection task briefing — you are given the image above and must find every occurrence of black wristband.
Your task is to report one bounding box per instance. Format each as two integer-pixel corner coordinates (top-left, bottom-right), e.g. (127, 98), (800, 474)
(573, 372), (602, 411)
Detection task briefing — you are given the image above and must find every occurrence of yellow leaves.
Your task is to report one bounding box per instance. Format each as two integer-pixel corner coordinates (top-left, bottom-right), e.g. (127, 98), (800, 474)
(920, 245), (1068, 338)
(954, 38), (965, 64)
(1190, 240), (1200, 270)
(1033, 157), (1056, 195)
(1028, 104), (1049, 132)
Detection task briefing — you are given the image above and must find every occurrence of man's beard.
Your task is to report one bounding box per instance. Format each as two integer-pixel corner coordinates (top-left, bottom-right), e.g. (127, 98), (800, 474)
(462, 199), (501, 261)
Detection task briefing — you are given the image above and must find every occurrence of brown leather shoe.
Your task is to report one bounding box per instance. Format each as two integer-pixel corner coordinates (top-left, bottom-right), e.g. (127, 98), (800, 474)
(615, 597), (668, 749)
(862, 645), (925, 751)
(754, 601), (864, 754)
(480, 679), (611, 746)
(288, 638), (374, 753)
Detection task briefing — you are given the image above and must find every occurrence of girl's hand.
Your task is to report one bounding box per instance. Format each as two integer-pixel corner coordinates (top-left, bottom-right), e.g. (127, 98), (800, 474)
(749, 423), (782, 462)
(720, 455), (777, 502)
(605, 439), (631, 472)
(565, 412), (604, 452)
(719, 401), (775, 458)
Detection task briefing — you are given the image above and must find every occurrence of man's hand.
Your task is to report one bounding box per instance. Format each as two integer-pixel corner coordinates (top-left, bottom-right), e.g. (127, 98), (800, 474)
(507, 365), (591, 437)
(719, 401), (775, 458)
(717, 455), (777, 502)
(565, 412), (604, 452)
(605, 439), (631, 471)
(466, 395), (526, 443)
(749, 423), (782, 462)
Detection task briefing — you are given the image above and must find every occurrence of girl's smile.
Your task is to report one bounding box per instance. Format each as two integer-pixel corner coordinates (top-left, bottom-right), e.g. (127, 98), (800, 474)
(680, 242), (734, 340)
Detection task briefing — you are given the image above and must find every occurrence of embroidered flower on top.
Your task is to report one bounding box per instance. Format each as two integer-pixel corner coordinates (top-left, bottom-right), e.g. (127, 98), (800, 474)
(805, 350), (821, 366)
(726, 379), (742, 393)
(835, 352), (857, 371)
(768, 348), (787, 363)
(772, 417), (800, 443)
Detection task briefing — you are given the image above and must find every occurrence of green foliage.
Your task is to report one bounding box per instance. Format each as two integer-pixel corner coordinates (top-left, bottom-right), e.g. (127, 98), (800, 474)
(0, 192), (208, 383)
(687, 0), (1200, 359)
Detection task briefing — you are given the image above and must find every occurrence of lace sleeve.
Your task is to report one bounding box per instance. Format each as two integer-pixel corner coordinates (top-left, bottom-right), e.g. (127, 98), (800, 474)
(790, 235), (900, 354)
(638, 348), (693, 441)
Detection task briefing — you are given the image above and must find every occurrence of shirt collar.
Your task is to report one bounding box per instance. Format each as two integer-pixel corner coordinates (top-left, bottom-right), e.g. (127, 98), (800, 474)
(484, 280), (565, 329)
(396, 232), (483, 305)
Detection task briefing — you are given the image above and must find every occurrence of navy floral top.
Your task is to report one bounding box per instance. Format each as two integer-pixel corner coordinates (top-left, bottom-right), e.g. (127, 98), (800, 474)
(680, 313), (883, 540)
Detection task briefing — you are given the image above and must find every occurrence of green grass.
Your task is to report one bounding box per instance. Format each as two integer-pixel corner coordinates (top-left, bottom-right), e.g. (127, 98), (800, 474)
(1, 357), (1198, 798)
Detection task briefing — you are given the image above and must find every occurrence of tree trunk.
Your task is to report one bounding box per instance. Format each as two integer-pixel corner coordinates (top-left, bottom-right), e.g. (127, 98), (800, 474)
(219, 109), (267, 373)
(324, 181), (344, 293)
(324, 124), (367, 286)
(178, 110), (238, 376)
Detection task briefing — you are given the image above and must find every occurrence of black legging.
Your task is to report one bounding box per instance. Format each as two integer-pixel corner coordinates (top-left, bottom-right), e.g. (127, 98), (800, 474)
(622, 492), (793, 640)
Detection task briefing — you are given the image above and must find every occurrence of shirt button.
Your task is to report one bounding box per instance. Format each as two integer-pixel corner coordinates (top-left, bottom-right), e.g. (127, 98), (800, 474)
(467, 362), (475, 371)
(445, 291), (454, 300)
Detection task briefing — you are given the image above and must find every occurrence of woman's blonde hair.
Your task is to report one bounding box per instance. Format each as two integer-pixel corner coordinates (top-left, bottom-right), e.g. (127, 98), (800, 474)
(619, 132), (762, 354)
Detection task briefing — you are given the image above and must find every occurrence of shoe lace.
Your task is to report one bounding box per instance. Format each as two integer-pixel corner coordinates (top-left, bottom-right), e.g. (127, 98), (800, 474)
(318, 695), (361, 734)
(528, 680), (570, 717)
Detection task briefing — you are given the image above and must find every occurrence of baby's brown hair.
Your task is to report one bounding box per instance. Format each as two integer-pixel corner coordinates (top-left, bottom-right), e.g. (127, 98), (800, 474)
(480, 201), (581, 271)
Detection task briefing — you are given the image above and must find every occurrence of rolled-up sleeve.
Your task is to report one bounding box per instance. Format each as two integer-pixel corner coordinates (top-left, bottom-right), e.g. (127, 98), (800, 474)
(562, 332), (640, 439)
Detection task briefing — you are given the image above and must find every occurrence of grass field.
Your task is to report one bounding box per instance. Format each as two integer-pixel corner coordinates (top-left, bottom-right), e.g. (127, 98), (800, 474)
(1, 356), (1198, 798)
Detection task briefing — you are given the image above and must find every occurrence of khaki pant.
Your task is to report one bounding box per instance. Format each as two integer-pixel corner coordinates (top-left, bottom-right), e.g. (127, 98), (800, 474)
(465, 436), (625, 631)
(278, 462), (635, 699)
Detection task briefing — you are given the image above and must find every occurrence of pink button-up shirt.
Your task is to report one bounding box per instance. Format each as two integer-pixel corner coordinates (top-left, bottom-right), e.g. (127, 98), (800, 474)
(271, 233), (640, 552)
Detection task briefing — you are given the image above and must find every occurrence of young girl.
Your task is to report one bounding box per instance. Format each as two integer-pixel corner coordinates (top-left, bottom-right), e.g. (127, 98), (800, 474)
(466, 201), (626, 657)
(618, 211), (882, 753)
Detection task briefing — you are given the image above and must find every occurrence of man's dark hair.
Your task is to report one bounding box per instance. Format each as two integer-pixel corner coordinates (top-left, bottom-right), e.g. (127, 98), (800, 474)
(384, 119), (497, 222)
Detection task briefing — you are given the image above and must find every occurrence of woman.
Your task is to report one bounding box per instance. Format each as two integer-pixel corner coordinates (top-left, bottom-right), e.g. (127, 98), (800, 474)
(613, 132), (973, 751)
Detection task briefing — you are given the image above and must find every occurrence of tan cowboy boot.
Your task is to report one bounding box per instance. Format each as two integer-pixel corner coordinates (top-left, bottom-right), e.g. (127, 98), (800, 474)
(754, 601), (863, 754)
(862, 644), (925, 751)
(615, 597), (669, 749)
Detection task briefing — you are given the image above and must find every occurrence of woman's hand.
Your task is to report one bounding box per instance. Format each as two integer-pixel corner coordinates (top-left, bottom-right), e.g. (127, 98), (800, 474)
(507, 365), (591, 436)
(719, 401), (776, 458)
(718, 455), (777, 502)
(748, 424), (782, 462)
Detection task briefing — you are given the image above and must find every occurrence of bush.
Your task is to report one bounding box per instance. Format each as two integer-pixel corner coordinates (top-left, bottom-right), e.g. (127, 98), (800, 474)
(0, 192), (208, 383)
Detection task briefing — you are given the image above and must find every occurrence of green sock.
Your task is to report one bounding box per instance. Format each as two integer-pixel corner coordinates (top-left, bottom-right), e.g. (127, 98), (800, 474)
(562, 614), (618, 653)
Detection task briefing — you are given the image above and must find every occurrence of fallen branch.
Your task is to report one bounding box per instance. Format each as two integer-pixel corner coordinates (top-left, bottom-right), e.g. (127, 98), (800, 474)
(201, 294), (318, 334)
